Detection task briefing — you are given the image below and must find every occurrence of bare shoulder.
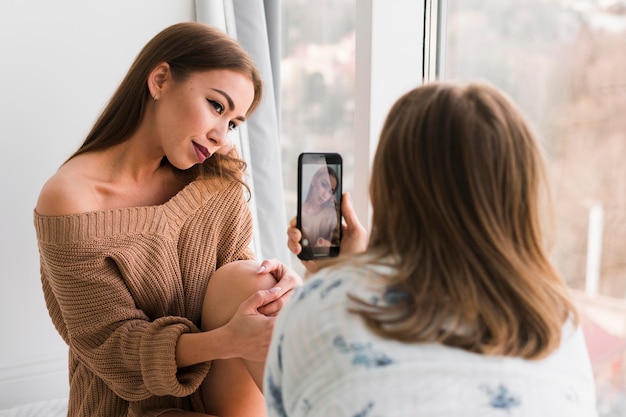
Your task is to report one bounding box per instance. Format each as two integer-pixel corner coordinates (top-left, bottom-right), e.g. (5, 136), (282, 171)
(36, 160), (98, 216)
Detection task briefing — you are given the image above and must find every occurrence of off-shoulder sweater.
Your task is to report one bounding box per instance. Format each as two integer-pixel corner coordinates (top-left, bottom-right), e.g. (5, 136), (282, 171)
(34, 179), (254, 417)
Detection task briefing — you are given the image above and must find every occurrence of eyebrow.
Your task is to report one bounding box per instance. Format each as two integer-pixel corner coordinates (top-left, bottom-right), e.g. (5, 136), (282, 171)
(211, 88), (246, 122)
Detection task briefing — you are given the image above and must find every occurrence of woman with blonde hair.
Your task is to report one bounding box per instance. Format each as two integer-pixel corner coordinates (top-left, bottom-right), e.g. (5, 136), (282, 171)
(274, 81), (597, 416)
(35, 22), (301, 417)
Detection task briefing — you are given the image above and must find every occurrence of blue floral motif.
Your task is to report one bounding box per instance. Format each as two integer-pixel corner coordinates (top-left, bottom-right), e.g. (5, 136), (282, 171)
(565, 386), (579, 404)
(301, 398), (312, 415)
(480, 384), (521, 411)
(333, 336), (394, 368)
(369, 294), (380, 305)
(266, 373), (288, 417)
(320, 279), (343, 299)
(297, 279), (324, 301)
(277, 334), (284, 372)
(353, 401), (374, 417)
(382, 286), (410, 304)
(367, 286), (409, 306)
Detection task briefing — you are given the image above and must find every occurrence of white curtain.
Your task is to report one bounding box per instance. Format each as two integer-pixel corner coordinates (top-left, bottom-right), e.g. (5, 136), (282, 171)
(195, 0), (290, 265)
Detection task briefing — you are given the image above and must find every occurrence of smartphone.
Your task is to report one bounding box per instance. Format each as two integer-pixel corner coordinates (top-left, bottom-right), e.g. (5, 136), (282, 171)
(297, 152), (343, 260)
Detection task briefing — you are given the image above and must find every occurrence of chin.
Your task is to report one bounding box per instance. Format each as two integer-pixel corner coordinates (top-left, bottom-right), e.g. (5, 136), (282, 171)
(167, 158), (198, 171)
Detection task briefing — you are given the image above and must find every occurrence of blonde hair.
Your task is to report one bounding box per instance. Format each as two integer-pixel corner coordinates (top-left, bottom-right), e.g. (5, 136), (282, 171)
(351, 81), (576, 359)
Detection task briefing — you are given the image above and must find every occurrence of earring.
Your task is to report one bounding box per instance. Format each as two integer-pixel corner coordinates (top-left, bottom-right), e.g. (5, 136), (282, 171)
(153, 94), (159, 101)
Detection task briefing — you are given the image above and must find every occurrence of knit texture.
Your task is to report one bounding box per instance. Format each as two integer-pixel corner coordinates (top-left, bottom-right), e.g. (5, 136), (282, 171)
(34, 178), (254, 417)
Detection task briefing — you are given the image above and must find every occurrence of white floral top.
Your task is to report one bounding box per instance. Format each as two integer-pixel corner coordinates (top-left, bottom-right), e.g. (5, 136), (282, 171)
(264, 263), (598, 417)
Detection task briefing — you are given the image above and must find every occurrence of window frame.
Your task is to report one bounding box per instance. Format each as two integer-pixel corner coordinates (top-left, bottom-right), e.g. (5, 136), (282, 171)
(353, 0), (427, 227)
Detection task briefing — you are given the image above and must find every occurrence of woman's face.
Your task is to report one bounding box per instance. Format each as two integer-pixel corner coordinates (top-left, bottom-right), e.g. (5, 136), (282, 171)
(309, 172), (337, 206)
(154, 68), (255, 169)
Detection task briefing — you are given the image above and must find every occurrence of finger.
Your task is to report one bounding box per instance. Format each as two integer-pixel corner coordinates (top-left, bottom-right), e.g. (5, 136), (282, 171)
(241, 287), (282, 312)
(286, 227), (302, 255)
(287, 226), (302, 242)
(287, 218), (302, 243)
(341, 192), (363, 230)
(257, 261), (303, 291)
(287, 234), (303, 255)
(257, 259), (281, 275)
(302, 260), (319, 273)
(287, 240), (302, 255)
(286, 217), (302, 255)
(273, 271), (302, 293)
(258, 300), (280, 317)
(258, 293), (287, 316)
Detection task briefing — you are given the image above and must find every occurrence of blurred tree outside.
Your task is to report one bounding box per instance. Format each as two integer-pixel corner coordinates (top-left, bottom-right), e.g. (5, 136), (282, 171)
(445, 1), (626, 414)
(445, 0), (626, 298)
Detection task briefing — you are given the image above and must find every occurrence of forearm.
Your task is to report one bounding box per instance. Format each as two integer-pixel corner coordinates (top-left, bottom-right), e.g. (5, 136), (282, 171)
(175, 325), (234, 368)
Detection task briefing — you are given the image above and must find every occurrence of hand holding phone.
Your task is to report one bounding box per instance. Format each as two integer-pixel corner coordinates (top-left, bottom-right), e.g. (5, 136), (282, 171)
(296, 153), (343, 260)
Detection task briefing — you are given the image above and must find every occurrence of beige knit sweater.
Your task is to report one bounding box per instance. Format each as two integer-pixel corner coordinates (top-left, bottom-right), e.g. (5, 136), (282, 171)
(34, 179), (254, 417)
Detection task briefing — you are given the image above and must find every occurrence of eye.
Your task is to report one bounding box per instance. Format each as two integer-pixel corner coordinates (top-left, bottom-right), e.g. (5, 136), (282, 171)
(207, 99), (224, 114)
(228, 121), (238, 131)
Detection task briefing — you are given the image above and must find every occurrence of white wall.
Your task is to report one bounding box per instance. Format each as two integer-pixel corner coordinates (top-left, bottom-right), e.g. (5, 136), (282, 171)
(0, 0), (195, 408)
(0, 0), (429, 409)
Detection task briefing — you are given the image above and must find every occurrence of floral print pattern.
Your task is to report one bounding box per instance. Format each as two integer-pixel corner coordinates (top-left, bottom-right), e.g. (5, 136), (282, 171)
(332, 336), (394, 368)
(480, 384), (521, 411)
(264, 265), (598, 417)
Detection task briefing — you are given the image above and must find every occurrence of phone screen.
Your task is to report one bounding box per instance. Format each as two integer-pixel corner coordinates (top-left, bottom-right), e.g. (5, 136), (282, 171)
(297, 153), (342, 260)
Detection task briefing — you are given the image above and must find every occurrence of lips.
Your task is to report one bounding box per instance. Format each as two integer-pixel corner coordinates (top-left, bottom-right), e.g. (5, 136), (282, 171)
(192, 141), (211, 163)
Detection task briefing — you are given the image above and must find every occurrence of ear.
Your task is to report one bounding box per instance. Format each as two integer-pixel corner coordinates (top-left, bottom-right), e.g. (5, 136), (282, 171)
(147, 62), (170, 100)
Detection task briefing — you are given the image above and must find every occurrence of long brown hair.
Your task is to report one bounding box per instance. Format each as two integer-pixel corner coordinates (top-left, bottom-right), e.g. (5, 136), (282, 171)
(305, 165), (339, 209)
(353, 81), (577, 359)
(67, 22), (263, 184)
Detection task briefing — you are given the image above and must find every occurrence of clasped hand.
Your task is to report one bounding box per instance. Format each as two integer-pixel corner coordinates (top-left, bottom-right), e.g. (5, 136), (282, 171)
(221, 259), (302, 362)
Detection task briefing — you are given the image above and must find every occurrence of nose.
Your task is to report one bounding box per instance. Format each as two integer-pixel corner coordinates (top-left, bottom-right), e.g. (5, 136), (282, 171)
(208, 122), (230, 147)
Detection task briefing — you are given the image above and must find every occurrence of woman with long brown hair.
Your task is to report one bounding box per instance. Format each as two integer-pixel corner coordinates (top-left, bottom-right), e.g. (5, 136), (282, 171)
(300, 165), (340, 250)
(276, 81), (597, 416)
(34, 22), (301, 417)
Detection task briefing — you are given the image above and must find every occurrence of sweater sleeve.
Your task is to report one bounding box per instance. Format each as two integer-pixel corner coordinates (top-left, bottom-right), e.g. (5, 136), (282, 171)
(38, 236), (210, 401)
(216, 183), (255, 265)
(184, 181), (255, 268)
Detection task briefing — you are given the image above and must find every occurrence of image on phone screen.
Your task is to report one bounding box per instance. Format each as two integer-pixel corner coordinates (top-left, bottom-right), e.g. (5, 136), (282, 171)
(297, 153), (342, 260)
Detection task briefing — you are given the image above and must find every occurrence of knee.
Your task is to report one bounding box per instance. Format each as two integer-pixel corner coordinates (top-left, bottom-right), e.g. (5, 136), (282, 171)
(210, 260), (278, 294)
(201, 260), (277, 331)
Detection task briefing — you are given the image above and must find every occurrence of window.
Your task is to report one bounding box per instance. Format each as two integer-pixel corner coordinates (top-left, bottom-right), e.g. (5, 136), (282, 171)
(440, 0), (626, 413)
(280, 0), (356, 273)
